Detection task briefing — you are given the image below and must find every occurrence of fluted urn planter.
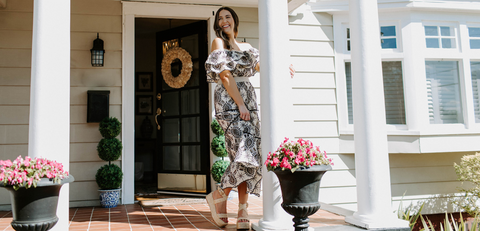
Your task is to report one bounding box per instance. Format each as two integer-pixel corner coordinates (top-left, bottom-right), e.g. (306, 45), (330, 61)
(0, 176), (74, 231)
(274, 165), (331, 231)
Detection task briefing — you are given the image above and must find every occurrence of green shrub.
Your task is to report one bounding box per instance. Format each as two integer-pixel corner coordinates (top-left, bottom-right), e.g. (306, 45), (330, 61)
(211, 119), (224, 136)
(99, 117), (121, 138)
(97, 138), (123, 162)
(454, 152), (480, 216)
(211, 135), (228, 158)
(211, 160), (229, 183)
(96, 164), (123, 190)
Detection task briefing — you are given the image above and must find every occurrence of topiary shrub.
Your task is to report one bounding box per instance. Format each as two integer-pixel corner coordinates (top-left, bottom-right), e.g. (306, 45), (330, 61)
(97, 138), (123, 162)
(211, 160), (230, 183)
(95, 164), (123, 189)
(211, 135), (228, 158)
(211, 118), (224, 136)
(99, 117), (121, 139)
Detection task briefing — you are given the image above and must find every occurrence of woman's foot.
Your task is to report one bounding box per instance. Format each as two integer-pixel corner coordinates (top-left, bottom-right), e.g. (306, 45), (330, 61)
(237, 203), (250, 230)
(206, 189), (228, 227)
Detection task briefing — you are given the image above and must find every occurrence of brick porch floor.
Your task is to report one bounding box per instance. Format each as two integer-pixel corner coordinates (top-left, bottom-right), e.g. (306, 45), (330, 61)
(0, 196), (347, 230)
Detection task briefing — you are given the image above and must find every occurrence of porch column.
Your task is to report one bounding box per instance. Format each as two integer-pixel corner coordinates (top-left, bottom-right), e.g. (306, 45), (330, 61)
(345, 0), (408, 229)
(29, 0), (71, 231)
(253, 0), (293, 230)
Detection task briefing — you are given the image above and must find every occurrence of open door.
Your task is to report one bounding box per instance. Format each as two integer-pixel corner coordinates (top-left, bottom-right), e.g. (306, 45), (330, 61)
(155, 20), (210, 195)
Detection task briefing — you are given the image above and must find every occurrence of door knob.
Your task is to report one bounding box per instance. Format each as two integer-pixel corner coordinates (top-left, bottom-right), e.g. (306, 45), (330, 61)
(155, 108), (161, 130)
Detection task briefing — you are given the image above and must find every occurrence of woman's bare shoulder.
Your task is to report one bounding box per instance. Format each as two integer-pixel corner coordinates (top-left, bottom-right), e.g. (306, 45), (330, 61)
(211, 38), (226, 52)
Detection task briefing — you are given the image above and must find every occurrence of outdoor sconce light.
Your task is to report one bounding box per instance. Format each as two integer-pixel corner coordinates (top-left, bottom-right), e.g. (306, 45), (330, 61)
(91, 33), (105, 67)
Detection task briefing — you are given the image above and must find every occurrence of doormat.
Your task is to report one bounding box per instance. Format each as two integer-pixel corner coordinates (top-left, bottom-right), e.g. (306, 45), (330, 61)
(140, 198), (206, 207)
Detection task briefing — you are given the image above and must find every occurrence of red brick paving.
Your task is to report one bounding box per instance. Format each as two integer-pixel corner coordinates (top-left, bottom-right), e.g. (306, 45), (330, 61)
(0, 196), (346, 230)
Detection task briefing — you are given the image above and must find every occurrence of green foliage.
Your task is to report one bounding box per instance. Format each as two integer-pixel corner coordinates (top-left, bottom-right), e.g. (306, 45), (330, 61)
(454, 153), (480, 216)
(99, 117), (121, 138)
(211, 135), (228, 158)
(211, 119), (224, 136)
(397, 199), (424, 230)
(211, 160), (229, 183)
(419, 213), (480, 231)
(97, 138), (123, 162)
(95, 164), (123, 190)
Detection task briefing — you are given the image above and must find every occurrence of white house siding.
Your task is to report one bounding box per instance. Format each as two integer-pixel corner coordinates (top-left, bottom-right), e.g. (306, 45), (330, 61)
(0, 0), (123, 208)
(286, 5), (359, 210)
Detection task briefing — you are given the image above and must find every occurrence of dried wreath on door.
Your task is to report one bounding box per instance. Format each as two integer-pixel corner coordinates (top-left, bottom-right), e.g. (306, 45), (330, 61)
(161, 47), (193, 88)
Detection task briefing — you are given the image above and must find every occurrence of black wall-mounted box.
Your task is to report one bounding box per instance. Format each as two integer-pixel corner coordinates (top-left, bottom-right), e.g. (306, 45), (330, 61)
(87, 90), (110, 123)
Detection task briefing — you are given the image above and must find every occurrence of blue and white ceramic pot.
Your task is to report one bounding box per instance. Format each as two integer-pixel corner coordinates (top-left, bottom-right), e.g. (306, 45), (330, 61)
(98, 188), (121, 208)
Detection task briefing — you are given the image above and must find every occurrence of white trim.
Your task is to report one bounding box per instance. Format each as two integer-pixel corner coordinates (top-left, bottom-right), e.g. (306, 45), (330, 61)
(309, 0), (480, 13)
(121, 1), (218, 204)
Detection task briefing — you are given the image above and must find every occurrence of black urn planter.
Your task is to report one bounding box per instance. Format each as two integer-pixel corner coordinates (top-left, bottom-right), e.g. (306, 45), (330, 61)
(0, 176), (74, 231)
(274, 165), (331, 231)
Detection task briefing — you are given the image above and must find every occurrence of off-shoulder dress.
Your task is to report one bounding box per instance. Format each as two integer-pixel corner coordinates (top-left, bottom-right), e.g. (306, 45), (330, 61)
(205, 48), (262, 196)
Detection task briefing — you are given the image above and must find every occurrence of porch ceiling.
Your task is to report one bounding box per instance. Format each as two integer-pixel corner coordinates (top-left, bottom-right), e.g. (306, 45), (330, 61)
(122, 0), (307, 12)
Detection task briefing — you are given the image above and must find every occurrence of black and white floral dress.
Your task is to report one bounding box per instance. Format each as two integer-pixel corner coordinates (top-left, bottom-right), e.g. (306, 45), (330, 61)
(205, 48), (262, 197)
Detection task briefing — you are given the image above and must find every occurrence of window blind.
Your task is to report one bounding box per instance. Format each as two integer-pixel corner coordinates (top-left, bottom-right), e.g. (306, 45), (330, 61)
(471, 61), (480, 123)
(345, 61), (406, 124)
(425, 61), (463, 124)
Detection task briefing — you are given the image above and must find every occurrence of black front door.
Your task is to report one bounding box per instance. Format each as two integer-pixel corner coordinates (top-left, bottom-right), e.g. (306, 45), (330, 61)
(155, 21), (210, 195)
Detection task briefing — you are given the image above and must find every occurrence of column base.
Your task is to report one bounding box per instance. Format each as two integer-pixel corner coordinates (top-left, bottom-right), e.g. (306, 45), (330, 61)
(345, 213), (409, 230)
(252, 218), (294, 231)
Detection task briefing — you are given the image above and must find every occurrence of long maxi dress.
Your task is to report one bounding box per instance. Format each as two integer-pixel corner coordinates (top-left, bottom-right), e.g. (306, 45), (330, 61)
(205, 48), (262, 196)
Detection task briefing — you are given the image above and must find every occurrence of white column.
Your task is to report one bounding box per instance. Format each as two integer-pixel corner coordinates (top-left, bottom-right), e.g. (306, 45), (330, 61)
(253, 0), (293, 230)
(29, 0), (71, 230)
(345, 0), (408, 229)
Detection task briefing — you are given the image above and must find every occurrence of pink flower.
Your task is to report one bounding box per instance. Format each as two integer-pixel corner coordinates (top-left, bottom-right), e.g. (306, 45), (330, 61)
(272, 158), (280, 167)
(280, 157), (291, 170)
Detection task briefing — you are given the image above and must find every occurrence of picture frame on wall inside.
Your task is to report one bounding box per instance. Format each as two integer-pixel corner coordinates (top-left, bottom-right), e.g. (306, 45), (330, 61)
(136, 72), (153, 92)
(136, 96), (153, 115)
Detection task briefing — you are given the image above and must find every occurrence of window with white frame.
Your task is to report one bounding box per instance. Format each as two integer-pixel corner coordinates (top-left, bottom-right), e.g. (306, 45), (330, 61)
(469, 27), (480, 49)
(425, 61), (463, 124)
(345, 61), (406, 124)
(471, 61), (480, 123)
(381, 26), (397, 49)
(424, 26), (456, 49)
(346, 26), (398, 51)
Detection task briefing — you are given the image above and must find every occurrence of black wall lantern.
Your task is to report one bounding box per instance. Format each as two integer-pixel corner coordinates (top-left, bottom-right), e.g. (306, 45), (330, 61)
(91, 33), (105, 67)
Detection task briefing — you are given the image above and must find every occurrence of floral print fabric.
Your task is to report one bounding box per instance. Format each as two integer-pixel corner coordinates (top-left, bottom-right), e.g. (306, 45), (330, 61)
(205, 48), (262, 196)
(205, 48), (259, 83)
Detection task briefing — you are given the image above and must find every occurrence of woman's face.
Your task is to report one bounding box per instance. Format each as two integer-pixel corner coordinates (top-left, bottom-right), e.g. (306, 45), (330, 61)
(218, 9), (235, 36)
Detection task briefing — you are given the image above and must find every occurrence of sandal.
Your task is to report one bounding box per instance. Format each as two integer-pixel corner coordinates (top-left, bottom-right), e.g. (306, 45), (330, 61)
(206, 189), (228, 227)
(237, 203), (250, 230)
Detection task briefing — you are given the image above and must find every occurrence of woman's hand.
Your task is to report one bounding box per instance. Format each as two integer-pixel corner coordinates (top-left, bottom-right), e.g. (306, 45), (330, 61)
(289, 64), (295, 78)
(239, 105), (250, 121)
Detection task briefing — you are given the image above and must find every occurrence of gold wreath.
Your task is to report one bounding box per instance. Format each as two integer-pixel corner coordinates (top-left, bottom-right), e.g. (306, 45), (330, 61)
(161, 47), (193, 89)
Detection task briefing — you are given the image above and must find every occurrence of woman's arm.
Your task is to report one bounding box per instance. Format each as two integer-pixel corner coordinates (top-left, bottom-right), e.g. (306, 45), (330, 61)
(212, 39), (251, 121)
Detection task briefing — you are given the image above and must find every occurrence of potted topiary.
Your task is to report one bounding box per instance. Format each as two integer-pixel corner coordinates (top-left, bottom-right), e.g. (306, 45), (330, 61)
(210, 119), (229, 185)
(96, 117), (123, 208)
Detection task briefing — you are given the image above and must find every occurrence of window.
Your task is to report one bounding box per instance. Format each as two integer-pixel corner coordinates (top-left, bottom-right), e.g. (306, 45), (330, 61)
(469, 27), (480, 49)
(424, 26), (456, 48)
(425, 61), (463, 124)
(345, 61), (406, 124)
(472, 62), (480, 123)
(381, 26), (397, 49)
(346, 28), (351, 51)
(346, 26), (398, 51)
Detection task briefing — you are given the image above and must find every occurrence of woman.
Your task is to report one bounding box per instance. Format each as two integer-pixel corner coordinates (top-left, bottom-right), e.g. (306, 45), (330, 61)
(205, 7), (294, 230)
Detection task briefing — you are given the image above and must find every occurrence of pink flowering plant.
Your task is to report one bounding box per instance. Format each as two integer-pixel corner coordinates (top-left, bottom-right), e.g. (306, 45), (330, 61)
(265, 138), (333, 173)
(0, 156), (69, 190)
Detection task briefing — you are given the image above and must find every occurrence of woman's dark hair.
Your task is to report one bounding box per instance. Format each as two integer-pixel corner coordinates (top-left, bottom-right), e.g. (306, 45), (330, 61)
(214, 7), (239, 50)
